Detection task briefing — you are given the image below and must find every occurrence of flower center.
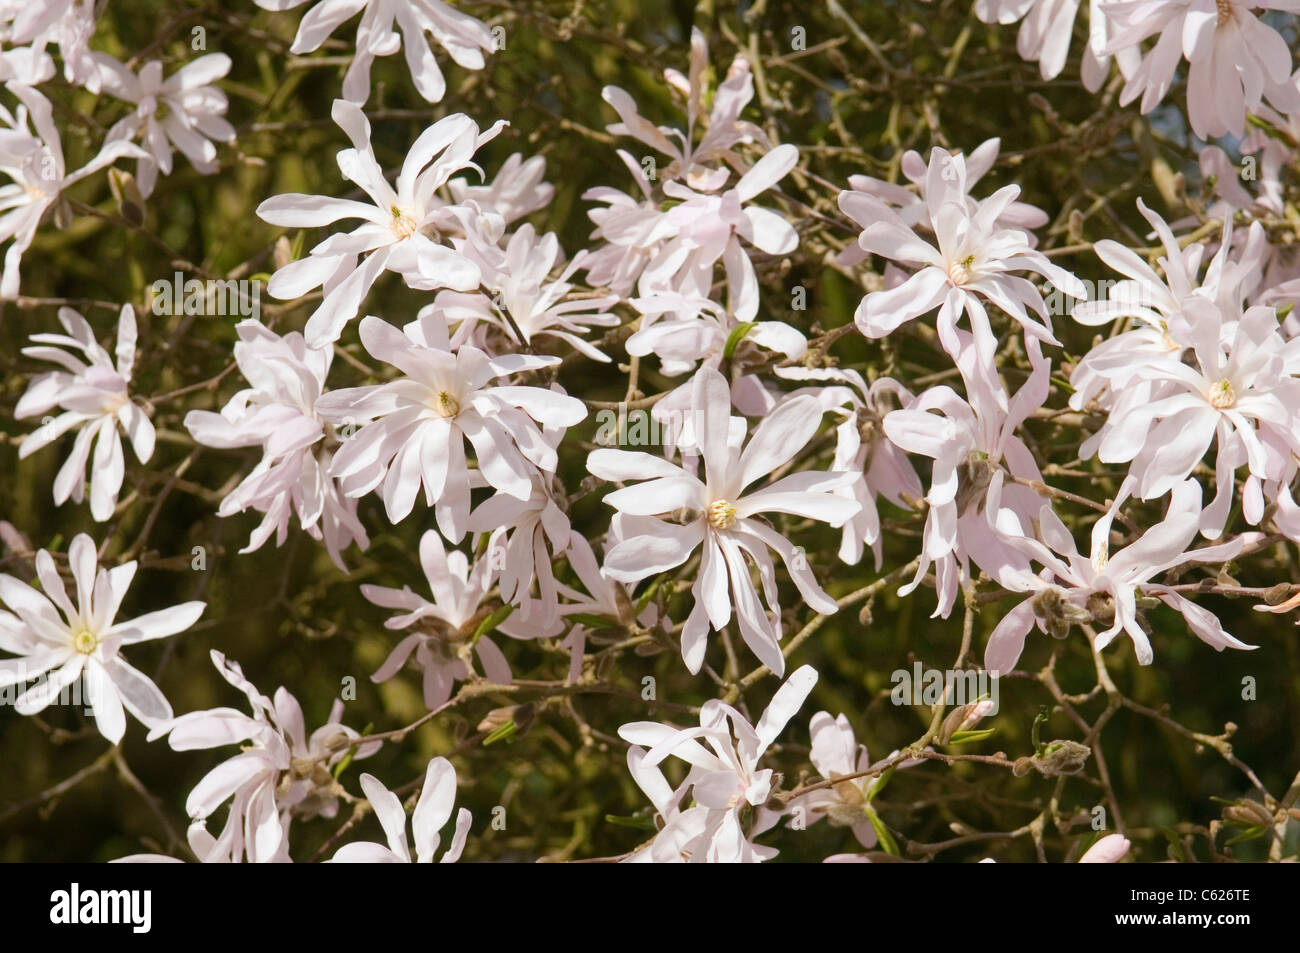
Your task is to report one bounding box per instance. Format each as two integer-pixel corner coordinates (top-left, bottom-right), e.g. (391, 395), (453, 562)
(430, 389), (460, 418)
(1216, 0), (1235, 26)
(71, 626), (99, 655)
(390, 205), (419, 240)
(1208, 379), (1236, 409)
(948, 254), (976, 285)
(707, 499), (738, 530)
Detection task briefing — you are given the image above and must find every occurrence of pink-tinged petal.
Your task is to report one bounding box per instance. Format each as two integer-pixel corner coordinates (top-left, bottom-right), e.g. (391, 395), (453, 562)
(257, 194), (381, 228)
(604, 476), (703, 516)
(856, 267), (948, 337)
(185, 751), (267, 818)
(330, 842), (402, 863)
(693, 366), (734, 491)
(698, 535), (731, 630)
(1079, 833), (1130, 863)
(601, 519), (703, 581)
(412, 757), (457, 863)
(111, 601), (205, 643)
(754, 664), (818, 754)
(736, 395), (822, 490)
(165, 708), (263, 749)
(440, 808), (472, 863)
(359, 772), (411, 861)
(680, 600), (711, 674)
(102, 657), (172, 728)
(984, 598), (1036, 677)
(587, 448), (685, 481)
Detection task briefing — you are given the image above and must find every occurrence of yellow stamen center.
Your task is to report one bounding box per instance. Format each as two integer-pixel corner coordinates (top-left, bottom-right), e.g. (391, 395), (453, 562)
(391, 206), (418, 240)
(1208, 379), (1236, 409)
(948, 254), (976, 285)
(72, 627), (99, 655)
(431, 389), (460, 418)
(708, 499), (738, 530)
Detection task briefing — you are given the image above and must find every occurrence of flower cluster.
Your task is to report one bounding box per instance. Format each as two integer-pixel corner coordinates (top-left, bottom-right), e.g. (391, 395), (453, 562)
(4, 0), (1300, 867)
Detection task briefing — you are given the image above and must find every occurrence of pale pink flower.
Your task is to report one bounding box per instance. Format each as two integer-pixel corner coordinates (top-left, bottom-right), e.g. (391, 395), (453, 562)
(16, 305), (154, 522)
(601, 26), (770, 191)
(447, 152), (554, 227)
(316, 312), (586, 535)
(331, 757), (471, 862)
(985, 478), (1260, 673)
(881, 331), (1049, 616)
(1083, 298), (1300, 528)
(0, 533), (204, 744)
(619, 664), (818, 863)
(839, 138), (1049, 270)
(580, 150), (676, 296)
(638, 145), (799, 322)
(253, 0), (494, 105)
(257, 99), (505, 347)
(0, 82), (145, 298)
(436, 224), (619, 361)
(587, 367), (858, 674)
(157, 650), (377, 863)
(95, 52), (235, 197)
(777, 366), (923, 569)
(784, 712), (879, 849)
(183, 320), (369, 570)
(1104, 0), (1300, 139)
(362, 529), (552, 709)
(845, 146), (1085, 377)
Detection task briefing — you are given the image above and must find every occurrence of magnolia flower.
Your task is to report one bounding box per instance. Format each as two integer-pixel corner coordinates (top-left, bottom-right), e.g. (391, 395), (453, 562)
(1, 0), (98, 89)
(157, 650), (376, 863)
(448, 152), (554, 227)
(587, 367), (858, 674)
(362, 529), (553, 709)
(435, 224), (619, 361)
(839, 138), (1049, 266)
(602, 26), (769, 191)
(466, 459), (573, 626)
(184, 320), (368, 570)
(1085, 298), (1300, 526)
(843, 146), (1085, 377)
(975, 0), (1136, 90)
(331, 758), (471, 862)
(881, 330), (1047, 616)
(785, 712), (880, 848)
(580, 149), (677, 296)
(985, 478), (1259, 673)
(1104, 0), (1300, 139)
(16, 305), (155, 522)
(638, 145), (799, 322)
(0, 533), (204, 744)
(95, 52), (235, 197)
(253, 0), (494, 105)
(619, 664), (818, 863)
(257, 99), (505, 347)
(778, 366), (923, 569)
(1068, 200), (1253, 341)
(0, 82), (144, 298)
(315, 312), (586, 534)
